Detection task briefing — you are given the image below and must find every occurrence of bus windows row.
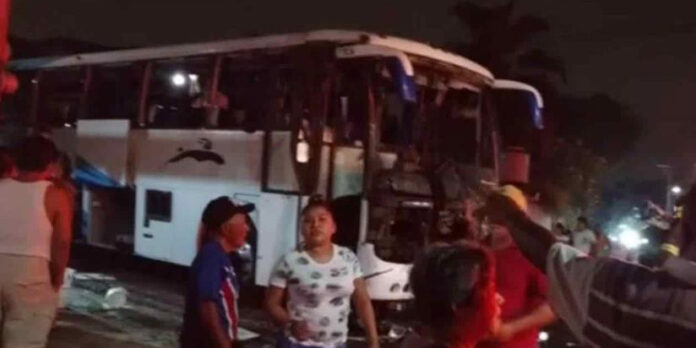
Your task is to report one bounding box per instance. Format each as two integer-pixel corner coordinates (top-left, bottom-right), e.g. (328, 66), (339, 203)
(1, 56), (280, 131)
(2, 55), (490, 166)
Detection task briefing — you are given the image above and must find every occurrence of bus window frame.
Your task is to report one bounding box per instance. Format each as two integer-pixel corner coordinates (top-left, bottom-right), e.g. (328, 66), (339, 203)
(136, 61), (153, 128)
(480, 91), (500, 173)
(141, 55), (217, 130)
(260, 48), (335, 196)
(261, 68), (300, 195)
(33, 66), (90, 128)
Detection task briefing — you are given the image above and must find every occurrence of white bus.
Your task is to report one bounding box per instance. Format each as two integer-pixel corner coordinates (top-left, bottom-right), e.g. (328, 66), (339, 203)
(4, 30), (543, 313)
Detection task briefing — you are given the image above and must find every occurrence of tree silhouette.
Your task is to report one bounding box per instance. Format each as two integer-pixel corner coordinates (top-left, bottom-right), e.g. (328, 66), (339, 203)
(449, 0), (567, 165)
(557, 93), (642, 162)
(450, 1), (566, 81)
(449, 1), (642, 220)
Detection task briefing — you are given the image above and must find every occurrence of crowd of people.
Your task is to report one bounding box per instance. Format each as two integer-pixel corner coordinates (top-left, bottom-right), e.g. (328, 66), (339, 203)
(1, 135), (695, 348)
(410, 186), (696, 347)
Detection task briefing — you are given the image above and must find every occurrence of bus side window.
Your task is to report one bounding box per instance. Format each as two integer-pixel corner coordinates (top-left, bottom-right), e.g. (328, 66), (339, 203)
(217, 68), (252, 130)
(428, 89), (478, 165)
(86, 63), (143, 121)
(333, 65), (367, 146)
(144, 189), (172, 227)
(146, 56), (213, 129)
(217, 62), (283, 132)
(36, 67), (86, 128)
(0, 71), (35, 127)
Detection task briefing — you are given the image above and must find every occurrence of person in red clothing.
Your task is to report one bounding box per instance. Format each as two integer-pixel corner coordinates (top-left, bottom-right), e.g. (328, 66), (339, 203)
(478, 189), (555, 348)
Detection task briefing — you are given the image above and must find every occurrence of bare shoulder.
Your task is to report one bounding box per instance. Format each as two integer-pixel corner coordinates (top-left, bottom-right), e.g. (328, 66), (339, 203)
(46, 182), (71, 198)
(45, 182), (73, 211)
(49, 180), (76, 197)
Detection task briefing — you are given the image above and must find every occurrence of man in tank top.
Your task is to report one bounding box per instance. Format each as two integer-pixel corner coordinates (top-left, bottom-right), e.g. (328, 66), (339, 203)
(0, 136), (74, 347)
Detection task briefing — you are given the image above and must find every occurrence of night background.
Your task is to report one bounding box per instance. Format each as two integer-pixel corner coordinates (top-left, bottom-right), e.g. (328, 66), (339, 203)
(9, 0), (696, 171)
(10, 0), (696, 224)
(2, 1), (695, 346)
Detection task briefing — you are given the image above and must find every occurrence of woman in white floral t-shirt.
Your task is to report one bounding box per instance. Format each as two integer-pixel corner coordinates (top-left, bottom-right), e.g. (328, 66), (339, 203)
(265, 197), (379, 348)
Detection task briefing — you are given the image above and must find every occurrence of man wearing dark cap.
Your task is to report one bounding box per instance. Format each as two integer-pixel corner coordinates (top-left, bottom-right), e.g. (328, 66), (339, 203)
(180, 197), (254, 348)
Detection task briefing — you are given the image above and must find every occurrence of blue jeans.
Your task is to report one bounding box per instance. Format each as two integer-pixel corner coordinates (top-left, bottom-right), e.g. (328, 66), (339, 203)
(276, 333), (346, 348)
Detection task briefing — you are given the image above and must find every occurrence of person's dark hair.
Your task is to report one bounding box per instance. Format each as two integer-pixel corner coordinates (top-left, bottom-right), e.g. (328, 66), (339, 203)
(577, 216), (589, 226)
(410, 242), (497, 347)
(301, 194), (333, 217)
(198, 196), (254, 247)
(13, 136), (59, 172)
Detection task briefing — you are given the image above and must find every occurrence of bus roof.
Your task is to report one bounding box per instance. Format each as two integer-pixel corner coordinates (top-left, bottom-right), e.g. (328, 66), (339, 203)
(8, 29), (494, 81)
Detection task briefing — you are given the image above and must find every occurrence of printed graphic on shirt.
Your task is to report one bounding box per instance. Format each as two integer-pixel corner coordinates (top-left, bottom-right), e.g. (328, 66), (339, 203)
(270, 245), (363, 347)
(181, 242), (240, 346)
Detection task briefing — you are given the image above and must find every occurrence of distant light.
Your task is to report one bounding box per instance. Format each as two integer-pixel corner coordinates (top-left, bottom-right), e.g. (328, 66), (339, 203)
(171, 73), (186, 87)
(296, 141), (310, 163)
(539, 331), (549, 342)
(671, 186), (683, 195)
(616, 225), (647, 250)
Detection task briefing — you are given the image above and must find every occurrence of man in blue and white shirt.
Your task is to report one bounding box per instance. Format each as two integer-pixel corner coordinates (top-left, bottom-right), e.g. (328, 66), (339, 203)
(180, 197), (254, 348)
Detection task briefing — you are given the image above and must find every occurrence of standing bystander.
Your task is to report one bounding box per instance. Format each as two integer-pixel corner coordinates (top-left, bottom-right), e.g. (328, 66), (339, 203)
(180, 197), (254, 348)
(479, 187), (555, 348)
(0, 136), (74, 347)
(265, 196), (379, 348)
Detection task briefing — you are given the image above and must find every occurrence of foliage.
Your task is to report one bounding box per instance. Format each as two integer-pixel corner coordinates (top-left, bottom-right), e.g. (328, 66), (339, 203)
(537, 139), (608, 220)
(450, 1), (642, 220)
(557, 93), (642, 162)
(450, 1), (565, 80)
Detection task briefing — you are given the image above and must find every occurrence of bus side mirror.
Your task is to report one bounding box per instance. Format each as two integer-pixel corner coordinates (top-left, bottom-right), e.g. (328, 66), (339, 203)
(387, 58), (417, 103)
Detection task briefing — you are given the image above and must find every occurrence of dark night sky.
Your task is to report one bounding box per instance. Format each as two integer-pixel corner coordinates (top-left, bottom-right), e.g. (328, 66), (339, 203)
(11, 0), (696, 180)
